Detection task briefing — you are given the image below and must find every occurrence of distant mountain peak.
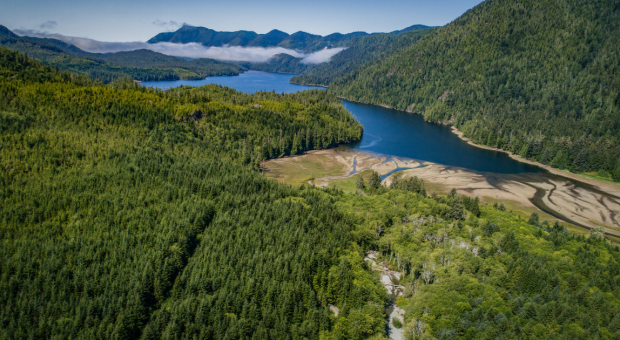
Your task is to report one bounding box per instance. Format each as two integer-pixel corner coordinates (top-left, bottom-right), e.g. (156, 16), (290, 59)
(0, 25), (19, 38)
(147, 24), (434, 52)
(390, 24), (433, 35)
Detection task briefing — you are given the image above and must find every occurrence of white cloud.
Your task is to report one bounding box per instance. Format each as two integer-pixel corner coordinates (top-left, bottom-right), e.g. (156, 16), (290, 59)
(13, 30), (345, 64)
(152, 44), (307, 62)
(300, 47), (347, 64)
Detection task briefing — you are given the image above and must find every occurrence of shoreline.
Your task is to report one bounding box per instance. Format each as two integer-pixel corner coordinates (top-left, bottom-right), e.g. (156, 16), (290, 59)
(290, 81), (328, 88)
(265, 148), (620, 241)
(331, 95), (620, 192)
(449, 126), (620, 193)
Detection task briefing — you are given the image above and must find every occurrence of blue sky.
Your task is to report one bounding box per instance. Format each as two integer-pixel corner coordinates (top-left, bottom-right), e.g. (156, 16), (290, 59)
(1, 0), (484, 42)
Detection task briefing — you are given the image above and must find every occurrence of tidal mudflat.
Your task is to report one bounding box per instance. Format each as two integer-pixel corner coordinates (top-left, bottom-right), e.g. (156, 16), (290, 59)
(264, 148), (620, 241)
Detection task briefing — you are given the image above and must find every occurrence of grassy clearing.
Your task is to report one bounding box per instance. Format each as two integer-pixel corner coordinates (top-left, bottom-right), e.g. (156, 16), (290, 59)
(423, 181), (450, 194)
(327, 170), (374, 193)
(579, 171), (618, 184)
(264, 152), (347, 187)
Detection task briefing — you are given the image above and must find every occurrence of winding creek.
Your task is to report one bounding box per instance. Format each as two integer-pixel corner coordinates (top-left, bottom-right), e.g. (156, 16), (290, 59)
(144, 70), (620, 337)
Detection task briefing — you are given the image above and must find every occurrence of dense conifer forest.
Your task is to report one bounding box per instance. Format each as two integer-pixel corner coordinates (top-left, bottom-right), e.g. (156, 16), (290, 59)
(290, 29), (434, 87)
(323, 0), (620, 182)
(0, 47), (383, 339)
(3, 27), (620, 338)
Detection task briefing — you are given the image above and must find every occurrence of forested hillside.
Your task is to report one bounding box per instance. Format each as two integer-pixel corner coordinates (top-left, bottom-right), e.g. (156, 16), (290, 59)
(0, 26), (244, 83)
(3, 46), (620, 339)
(291, 29), (434, 87)
(236, 53), (310, 75)
(342, 174), (620, 339)
(328, 0), (620, 182)
(237, 29), (435, 78)
(0, 48), (386, 340)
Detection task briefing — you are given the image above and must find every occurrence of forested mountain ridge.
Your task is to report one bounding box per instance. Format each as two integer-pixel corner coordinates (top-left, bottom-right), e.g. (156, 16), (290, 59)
(148, 24), (432, 52)
(0, 26), (245, 83)
(390, 24), (435, 36)
(236, 53), (310, 75)
(291, 28), (435, 87)
(0, 47), (388, 339)
(327, 0), (620, 182)
(236, 29), (435, 79)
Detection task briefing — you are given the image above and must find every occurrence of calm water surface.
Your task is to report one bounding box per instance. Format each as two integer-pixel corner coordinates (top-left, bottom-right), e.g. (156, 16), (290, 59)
(142, 70), (322, 93)
(144, 71), (541, 174)
(342, 101), (541, 174)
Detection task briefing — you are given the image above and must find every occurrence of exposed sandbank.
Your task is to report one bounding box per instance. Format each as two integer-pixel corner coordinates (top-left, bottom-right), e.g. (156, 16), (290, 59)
(450, 126), (620, 195)
(264, 149), (620, 240)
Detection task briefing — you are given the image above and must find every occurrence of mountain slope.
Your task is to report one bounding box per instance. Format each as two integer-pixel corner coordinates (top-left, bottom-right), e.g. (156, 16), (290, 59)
(291, 28), (435, 86)
(329, 0), (620, 181)
(148, 25), (371, 52)
(0, 26), (244, 82)
(237, 27), (435, 76)
(246, 29), (290, 47)
(236, 53), (310, 74)
(390, 24), (433, 35)
(149, 25), (435, 54)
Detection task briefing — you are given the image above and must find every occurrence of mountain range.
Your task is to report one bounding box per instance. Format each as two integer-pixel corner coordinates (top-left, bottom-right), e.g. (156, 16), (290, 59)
(147, 24), (432, 52)
(0, 23), (434, 82)
(0, 26), (245, 82)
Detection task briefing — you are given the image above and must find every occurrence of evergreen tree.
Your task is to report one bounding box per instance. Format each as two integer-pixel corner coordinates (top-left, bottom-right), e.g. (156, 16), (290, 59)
(356, 175), (365, 190)
(368, 171), (382, 190)
(447, 196), (465, 221)
(528, 212), (540, 226)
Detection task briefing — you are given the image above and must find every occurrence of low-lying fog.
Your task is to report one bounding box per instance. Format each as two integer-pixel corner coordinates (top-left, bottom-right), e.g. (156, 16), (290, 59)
(15, 30), (346, 64)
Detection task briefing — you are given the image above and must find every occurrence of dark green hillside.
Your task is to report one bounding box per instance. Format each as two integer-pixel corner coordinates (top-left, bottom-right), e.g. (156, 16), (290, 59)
(147, 25), (259, 46)
(96, 49), (232, 69)
(0, 48), (387, 340)
(237, 53), (310, 75)
(0, 26), (244, 83)
(328, 0), (620, 181)
(278, 31), (324, 50)
(247, 29), (290, 47)
(242, 28), (435, 77)
(389, 24), (433, 35)
(291, 29), (434, 87)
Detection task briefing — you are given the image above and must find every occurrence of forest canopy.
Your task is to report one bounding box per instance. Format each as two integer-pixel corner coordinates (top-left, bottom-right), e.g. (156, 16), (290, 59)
(2, 46), (620, 340)
(0, 47), (382, 339)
